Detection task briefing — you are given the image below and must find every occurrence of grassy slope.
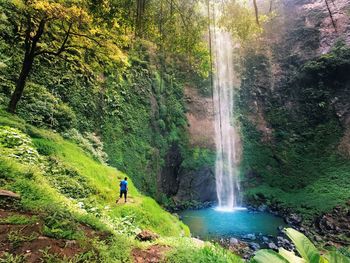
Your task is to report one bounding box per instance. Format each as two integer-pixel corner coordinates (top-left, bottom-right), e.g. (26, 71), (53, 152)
(0, 111), (242, 262)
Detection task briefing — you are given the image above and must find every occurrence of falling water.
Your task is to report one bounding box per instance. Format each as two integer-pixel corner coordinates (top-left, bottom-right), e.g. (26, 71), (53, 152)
(212, 29), (240, 210)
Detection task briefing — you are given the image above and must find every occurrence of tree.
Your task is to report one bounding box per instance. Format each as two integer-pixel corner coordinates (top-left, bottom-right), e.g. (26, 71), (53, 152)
(253, 0), (260, 25)
(219, 0), (263, 42)
(5, 0), (93, 113)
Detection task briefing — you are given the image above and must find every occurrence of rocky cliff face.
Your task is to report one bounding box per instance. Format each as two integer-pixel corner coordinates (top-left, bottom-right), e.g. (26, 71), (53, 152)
(238, 0), (350, 219)
(159, 86), (217, 204)
(184, 87), (215, 149)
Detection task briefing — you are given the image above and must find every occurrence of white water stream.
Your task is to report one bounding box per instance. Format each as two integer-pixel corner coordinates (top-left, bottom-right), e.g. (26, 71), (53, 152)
(212, 28), (241, 210)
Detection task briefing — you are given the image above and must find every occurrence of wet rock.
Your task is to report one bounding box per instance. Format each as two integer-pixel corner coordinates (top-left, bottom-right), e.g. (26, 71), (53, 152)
(229, 237), (239, 245)
(268, 242), (278, 250)
(262, 236), (269, 242)
(136, 230), (159, 241)
(314, 235), (323, 242)
(257, 204), (267, 212)
(242, 233), (256, 240)
(286, 213), (302, 225)
(249, 242), (260, 251)
(277, 226), (284, 233)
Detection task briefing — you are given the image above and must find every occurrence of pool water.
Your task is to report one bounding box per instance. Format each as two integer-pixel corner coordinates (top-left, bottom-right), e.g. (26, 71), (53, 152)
(179, 207), (286, 240)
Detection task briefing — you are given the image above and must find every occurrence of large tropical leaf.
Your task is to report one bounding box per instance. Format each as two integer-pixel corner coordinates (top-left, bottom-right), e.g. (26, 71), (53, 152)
(279, 248), (306, 263)
(284, 228), (321, 263)
(252, 249), (289, 263)
(325, 251), (350, 263)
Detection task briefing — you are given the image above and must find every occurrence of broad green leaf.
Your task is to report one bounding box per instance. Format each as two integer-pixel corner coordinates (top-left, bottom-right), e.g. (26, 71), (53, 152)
(252, 249), (289, 263)
(279, 248), (306, 263)
(325, 251), (350, 263)
(285, 228), (321, 263)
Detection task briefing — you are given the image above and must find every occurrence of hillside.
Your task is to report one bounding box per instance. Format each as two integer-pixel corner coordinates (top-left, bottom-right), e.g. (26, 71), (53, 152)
(0, 111), (242, 262)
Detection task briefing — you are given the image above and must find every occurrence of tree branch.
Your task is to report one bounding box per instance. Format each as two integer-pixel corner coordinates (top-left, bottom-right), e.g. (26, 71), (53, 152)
(69, 32), (102, 46)
(35, 22), (73, 56)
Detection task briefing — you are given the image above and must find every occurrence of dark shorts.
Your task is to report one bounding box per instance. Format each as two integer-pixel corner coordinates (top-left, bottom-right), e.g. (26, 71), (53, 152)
(120, 190), (127, 199)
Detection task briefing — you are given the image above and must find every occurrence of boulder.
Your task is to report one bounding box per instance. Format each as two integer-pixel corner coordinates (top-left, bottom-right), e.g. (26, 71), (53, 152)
(285, 213), (302, 225)
(249, 242), (260, 251)
(242, 233), (256, 240)
(268, 242), (278, 250)
(136, 230), (159, 241)
(229, 237), (239, 245)
(0, 190), (20, 199)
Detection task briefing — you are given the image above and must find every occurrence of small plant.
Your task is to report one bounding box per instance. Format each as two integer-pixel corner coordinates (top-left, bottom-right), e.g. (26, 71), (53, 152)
(43, 211), (83, 240)
(0, 252), (24, 263)
(252, 228), (350, 263)
(61, 129), (108, 164)
(0, 214), (38, 225)
(7, 230), (38, 248)
(0, 126), (41, 164)
(40, 248), (98, 263)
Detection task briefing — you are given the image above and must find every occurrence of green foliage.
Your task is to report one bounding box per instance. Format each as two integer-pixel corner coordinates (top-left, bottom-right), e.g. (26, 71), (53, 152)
(252, 250), (289, 263)
(220, 1), (269, 42)
(0, 126), (41, 164)
(165, 242), (242, 263)
(43, 211), (83, 240)
(0, 214), (38, 225)
(181, 147), (216, 171)
(17, 83), (77, 131)
(7, 230), (38, 248)
(62, 129), (108, 164)
(284, 228), (320, 262)
(239, 43), (350, 217)
(0, 253), (24, 263)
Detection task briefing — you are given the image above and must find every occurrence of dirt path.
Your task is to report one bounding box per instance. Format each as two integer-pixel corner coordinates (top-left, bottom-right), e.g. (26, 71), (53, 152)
(132, 245), (169, 263)
(0, 209), (101, 262)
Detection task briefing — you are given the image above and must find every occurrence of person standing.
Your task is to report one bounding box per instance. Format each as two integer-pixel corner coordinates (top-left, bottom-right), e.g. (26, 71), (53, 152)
(117, 177), (128, 203)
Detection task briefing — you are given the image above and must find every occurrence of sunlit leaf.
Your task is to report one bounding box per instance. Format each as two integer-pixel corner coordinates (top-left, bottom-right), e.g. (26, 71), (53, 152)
(252, 249), (289, 263)
(279, 248), (306, 263)
(284, 228), (321, 263)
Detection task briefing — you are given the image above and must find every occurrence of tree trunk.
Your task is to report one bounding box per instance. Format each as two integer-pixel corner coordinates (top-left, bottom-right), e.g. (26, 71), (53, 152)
(7, 18), (45, 113)
(253, 0), (260, 25)
(7, 54), (34, 113)
(324, 0), (337, 32)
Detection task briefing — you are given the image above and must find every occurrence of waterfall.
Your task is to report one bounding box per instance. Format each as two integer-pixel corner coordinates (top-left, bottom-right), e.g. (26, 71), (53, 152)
(212, 29), (241, 210)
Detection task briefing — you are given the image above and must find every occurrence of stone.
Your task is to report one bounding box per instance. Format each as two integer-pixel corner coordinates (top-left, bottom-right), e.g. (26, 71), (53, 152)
(314, 235), (323, 242)
(0, 190), (20, 199)
(249, 242), (260, 251)
(229, 237), (239, 245)
(136, 230), (159, 241)
(243, 233), (256, 240)
(268, 242), (278, 250)
(257, 204), (267, 212)
(262, 236), (269, 242)
(65, 240), (77, 248)
(286, 213), (302, 225)
(191, 238), (205, 247)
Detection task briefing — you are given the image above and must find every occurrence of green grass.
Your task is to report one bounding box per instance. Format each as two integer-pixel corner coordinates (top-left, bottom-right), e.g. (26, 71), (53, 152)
(160, 238), (243, 263)
(244, 157), (350, 219)
(0, 112), (215, 261)
(0, 214), (38, 225)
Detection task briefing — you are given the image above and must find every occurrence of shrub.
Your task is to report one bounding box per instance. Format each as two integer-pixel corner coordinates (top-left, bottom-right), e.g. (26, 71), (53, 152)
(17, 83), (76, 131)
(0, 126), (41, 164)
(62, 129), (108, 164)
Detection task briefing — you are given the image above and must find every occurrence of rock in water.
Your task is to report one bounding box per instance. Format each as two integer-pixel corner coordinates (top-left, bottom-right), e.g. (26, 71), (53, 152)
(249, 242), (260, 251)
(268, 242), (278, 250)
(136, 230), (159, 241)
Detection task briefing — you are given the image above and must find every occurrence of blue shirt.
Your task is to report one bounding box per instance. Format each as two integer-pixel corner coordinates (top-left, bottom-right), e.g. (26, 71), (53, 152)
(120, 180), (128, 191)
